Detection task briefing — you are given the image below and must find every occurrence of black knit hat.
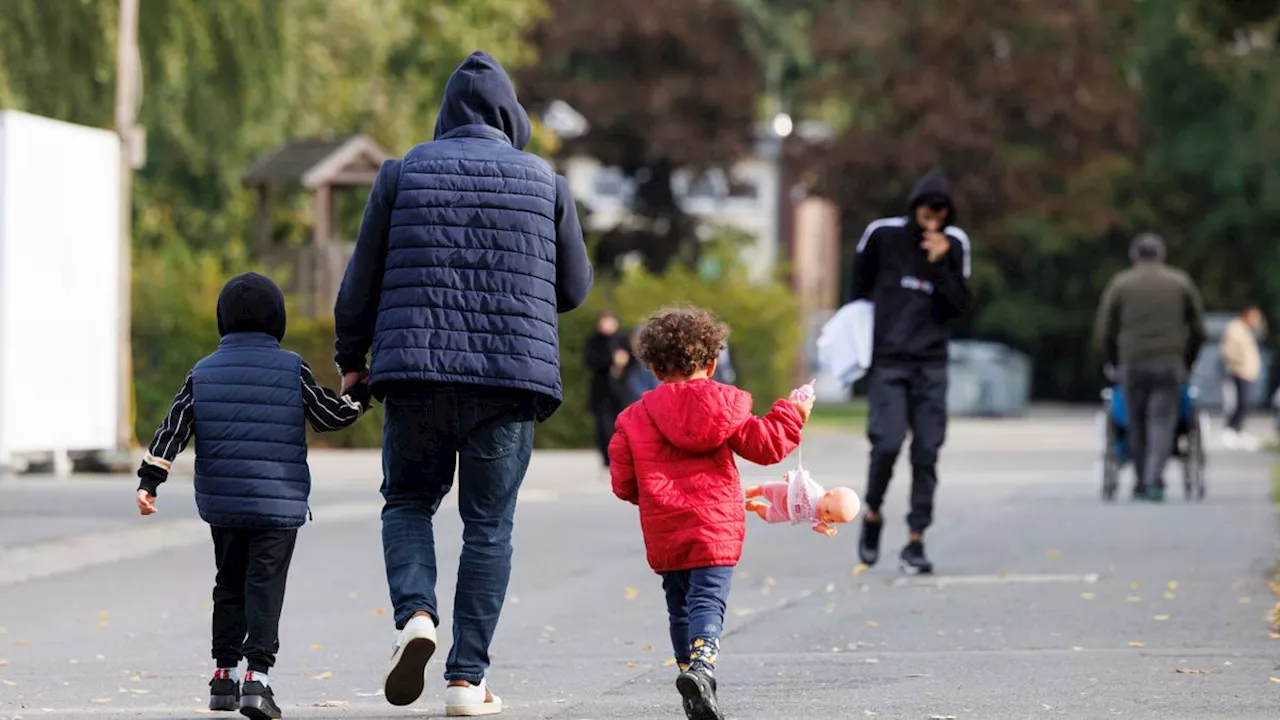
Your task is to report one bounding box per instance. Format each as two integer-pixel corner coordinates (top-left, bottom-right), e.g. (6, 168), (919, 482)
(216, 272), (287, 341)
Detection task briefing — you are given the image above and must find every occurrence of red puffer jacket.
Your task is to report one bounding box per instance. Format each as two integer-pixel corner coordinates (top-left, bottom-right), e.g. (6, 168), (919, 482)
(609, 379), (804, 573)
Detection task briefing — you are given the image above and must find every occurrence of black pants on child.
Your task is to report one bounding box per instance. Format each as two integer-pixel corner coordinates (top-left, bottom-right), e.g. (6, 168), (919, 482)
(864, 364), (949, 534)
(662, 566), (733, 668)
(210, 527), (298, 673)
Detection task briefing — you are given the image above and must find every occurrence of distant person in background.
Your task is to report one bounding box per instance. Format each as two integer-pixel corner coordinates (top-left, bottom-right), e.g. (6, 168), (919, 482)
(584, 311), (631, 468)
(625, 324), (661, 404)
(849, 169), (971, 575)
(712, 344), (738, 385)
(1094, 233), (1206, 501)
(1219, 306), (1264, 450)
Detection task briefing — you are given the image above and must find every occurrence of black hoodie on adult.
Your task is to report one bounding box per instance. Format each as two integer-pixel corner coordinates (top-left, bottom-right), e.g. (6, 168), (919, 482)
(849, 170), (971, 367)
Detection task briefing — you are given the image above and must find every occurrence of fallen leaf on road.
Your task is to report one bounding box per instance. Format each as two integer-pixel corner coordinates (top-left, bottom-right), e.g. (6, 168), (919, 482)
(1128, 642), (1146, 648)
(928, 715), (958, 719)
(1, 679), (16, 686)
(1127, 596), (1142, 603)
(130, 675), (142, 682)
(0, 659), (7, 665)
(1153, 615), (1171, 622)
(831, 647), (842, 653)
(623, 586), (640, 601)
(1164, 592), (1177, 600)
(825, 603), (836, 614)
(95, 654), (105, 660)
(663, 658), (677, 667)
(1080, 593), (1095, 600)
(1130, 582), (1140, 591)
(1239, 597), (1252, 604)
(353, 690), (383, 697)
(313, 700), (348, 708)
(13, 640), (28, 647)
(95, 620), (109, 629)
(69, 659), (79, 665)
(764, 577), (777, 587)
(129, 688), (149, 694)
(866, 620), (879, 629)
(99, 611), (110, 620)
(90, 698), (111, 703)
(310, 644), (323, 651)
(372, 608), (386, 617)
(544, 625), (557, 633)
(0, 626), (6, 634)
(1072, 646), (1084, 652)
(731, 608), (754, 618)
(1043, 704), (1054, 710)
(863, 657), (878, 663)
(853, 564), (868, 577)
(826, 583), (836, 593)
(1270, 677), (1280, 684)
(509, 595), (520, 604)
(1175, 668), (1210, 674)
(312, 671), (333, 680)
(1167, 581), (1178, 591)
(936, 631), (946, 637)
(625, 661), (639, 668)
(1046, 549), (1062, 559)
(641, 644), (654, 652)
(864, 711), (877, 717)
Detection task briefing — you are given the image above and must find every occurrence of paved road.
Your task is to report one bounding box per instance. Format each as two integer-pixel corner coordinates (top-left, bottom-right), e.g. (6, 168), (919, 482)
(1, 413), (1277, 719)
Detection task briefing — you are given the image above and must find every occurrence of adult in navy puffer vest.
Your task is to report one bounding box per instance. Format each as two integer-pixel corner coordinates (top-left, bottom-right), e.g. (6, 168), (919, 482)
(194, 274), (310, 529)
(334, 51), (593, 712)
(335, 51), (594, 420)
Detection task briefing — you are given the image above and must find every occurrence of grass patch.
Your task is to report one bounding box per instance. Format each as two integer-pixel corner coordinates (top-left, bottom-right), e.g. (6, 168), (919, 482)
(807, 402), (868, 430)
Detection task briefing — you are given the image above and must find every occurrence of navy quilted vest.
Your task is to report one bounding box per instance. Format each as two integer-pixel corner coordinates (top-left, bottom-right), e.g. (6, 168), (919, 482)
(371, 127), (561, 415)
(191, 333), (310, 529)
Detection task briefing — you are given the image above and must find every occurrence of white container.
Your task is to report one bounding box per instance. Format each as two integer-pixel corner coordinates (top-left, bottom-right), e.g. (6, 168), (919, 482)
(0, 110), (121, 471)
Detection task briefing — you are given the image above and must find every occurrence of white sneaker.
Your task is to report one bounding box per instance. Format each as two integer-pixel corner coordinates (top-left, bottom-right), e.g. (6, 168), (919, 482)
(444, 679), (503, 716)
(1221, 429), (1239, 449)
(383, 615), (437, 706)
(1237, 432), (1261, 451)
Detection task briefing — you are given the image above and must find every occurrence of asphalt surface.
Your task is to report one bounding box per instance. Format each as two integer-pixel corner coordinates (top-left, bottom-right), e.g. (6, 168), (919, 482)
(1, 412), (1278, 719)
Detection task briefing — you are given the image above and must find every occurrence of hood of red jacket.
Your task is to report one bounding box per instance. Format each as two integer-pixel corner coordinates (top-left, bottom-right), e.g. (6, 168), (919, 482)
(640, 380), (753, 453)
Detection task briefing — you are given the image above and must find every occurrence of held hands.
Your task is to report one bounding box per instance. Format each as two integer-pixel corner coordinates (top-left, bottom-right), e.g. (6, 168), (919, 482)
(137, 490), (157, 516)
(341, 369), (370, 394)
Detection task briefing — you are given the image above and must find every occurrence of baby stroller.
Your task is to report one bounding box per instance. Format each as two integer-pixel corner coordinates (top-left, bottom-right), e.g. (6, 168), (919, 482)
(1096, 379), (1208, 502)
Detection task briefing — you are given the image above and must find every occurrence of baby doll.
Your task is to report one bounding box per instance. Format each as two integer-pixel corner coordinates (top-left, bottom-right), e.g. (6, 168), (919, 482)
(743, 380), (862, 536)
(745, 470), (861, 537)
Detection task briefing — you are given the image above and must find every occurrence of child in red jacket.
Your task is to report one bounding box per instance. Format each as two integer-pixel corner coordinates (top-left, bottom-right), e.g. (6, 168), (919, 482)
(609, 307), (811, 720)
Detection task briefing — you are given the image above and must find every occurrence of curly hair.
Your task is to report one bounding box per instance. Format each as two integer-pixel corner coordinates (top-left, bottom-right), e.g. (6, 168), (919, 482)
(636, 306), (729, 379)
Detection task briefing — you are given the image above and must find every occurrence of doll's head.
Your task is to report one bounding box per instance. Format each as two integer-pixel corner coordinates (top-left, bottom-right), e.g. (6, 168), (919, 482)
(817, 487), (861, 524)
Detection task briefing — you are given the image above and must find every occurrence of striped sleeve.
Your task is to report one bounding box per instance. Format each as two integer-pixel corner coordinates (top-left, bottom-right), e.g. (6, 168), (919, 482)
(137, 374), (195, 494)
(300, 361), (366, 432)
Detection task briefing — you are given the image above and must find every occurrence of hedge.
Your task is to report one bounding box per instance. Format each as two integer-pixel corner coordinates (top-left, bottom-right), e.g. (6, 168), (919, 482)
(132, 244), (801, 450)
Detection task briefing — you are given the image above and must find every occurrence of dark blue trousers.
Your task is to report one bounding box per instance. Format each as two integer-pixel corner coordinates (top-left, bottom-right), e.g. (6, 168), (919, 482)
(661, 566), (734, 666)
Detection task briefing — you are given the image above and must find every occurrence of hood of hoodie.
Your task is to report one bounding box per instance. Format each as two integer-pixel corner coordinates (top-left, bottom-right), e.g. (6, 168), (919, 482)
(640, 380), (753, 454)
(216, 272), (287, 341)
(906, 169), (957, 229)
(433, 51), (532, 149)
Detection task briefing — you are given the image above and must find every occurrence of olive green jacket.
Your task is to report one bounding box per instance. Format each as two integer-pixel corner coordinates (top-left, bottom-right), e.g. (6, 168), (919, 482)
(1093, 261), (1207, 369)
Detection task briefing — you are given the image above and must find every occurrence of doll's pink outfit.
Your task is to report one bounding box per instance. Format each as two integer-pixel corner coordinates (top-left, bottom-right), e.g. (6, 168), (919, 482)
(753, 469), (824, 528)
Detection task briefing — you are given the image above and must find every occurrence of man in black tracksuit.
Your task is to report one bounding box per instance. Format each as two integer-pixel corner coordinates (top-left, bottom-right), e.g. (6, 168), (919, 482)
(849, 169), (970, 574)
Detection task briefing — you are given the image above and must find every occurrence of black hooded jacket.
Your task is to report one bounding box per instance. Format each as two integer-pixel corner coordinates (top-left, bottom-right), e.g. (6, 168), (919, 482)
(849, 170), (971, 367)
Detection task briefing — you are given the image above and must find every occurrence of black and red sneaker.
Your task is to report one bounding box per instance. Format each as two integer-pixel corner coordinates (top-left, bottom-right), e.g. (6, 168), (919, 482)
(208, 670), (240, 712)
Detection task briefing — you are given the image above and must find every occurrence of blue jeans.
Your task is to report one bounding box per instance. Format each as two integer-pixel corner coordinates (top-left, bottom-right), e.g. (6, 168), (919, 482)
(380, 386), (535, 683)
(661, 566), (734, 667)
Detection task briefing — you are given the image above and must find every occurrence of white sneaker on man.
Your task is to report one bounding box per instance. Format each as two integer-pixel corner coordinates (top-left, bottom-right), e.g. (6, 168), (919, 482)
(444, 679), (503, 716)
(383, 615), (437, 706)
